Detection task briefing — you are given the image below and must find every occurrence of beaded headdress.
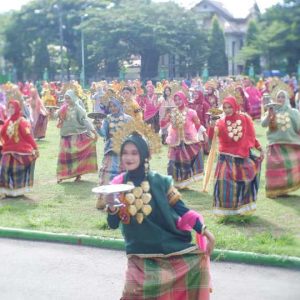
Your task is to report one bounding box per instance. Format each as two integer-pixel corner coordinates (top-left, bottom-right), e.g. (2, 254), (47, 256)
(219, 84), (243, 106)
(112, 119), (161, 155)
(270, 80), (293, 101)
(101, 89), (124, 106)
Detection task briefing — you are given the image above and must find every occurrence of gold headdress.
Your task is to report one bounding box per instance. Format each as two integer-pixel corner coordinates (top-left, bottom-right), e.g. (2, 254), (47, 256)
(101, 89), (124, 106)
(205, 80), (217, 90)
(219, 84), (243, 106)
(61, 81), (82, 98)
(155, 82), (164, 95)
(112, 119), (161, 155)
(169, 81), (189, 99)
(270, 80), (293, 100)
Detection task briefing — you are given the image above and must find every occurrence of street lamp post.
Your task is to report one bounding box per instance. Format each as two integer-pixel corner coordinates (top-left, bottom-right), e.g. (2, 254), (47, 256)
(54, 2), (64, 82)
(80, 14), (88, 88)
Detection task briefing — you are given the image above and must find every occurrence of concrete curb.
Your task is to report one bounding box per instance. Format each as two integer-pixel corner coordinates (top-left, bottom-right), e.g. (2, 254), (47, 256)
(0, 227), (299, 270)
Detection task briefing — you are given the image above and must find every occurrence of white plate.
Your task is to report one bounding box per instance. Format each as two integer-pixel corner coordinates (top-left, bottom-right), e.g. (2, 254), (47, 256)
(92, 184), (134, 194)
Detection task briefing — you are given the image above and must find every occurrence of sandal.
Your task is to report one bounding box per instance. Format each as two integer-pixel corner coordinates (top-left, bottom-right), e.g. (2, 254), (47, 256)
(74, 175), (82, 182)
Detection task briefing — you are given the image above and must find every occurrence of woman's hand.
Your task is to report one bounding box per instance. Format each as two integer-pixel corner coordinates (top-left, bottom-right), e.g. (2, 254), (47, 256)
(34, 149), (39, 158)
(203, 229), (215, 256)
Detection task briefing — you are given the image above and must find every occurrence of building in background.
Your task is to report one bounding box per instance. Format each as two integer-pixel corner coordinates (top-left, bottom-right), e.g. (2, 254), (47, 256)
(192, 0), (260, 75)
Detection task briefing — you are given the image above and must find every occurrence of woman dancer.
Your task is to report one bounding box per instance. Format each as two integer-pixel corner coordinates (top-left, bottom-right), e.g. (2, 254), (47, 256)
(262, 90), (300, 198)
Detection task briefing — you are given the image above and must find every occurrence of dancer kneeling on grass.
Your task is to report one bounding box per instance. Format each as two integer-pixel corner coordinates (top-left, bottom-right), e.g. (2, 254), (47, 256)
(0, 100), (39, 197)
(262, 90), (300, 198)
(104, 125), (215, 300)
(56, 89), (98, 183)
(206, 96), (264, 216)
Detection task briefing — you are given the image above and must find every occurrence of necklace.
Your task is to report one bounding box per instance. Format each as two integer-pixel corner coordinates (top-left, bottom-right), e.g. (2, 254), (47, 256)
(123, 180), (152, 224)
(276, 112), (291, 131)
(171, 108), (187, 129)
(226, 119), (243, 141)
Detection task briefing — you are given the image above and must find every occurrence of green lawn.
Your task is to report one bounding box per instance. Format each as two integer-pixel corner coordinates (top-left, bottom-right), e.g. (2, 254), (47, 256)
(0, 120), (299, 257)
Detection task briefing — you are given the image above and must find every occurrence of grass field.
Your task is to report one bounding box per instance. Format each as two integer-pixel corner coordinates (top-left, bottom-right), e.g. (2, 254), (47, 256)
(0, 120), (299, 257)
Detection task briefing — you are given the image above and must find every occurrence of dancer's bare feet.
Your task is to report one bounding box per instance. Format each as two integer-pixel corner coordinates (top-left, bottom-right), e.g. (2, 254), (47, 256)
(57, 179), (63, 184)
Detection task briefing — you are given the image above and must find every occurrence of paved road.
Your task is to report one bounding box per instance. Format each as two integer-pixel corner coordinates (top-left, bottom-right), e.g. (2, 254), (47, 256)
(0, 238), (299, 300)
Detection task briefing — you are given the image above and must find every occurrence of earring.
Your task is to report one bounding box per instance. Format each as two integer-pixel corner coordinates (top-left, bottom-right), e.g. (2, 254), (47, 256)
(144, 158), (150, 176)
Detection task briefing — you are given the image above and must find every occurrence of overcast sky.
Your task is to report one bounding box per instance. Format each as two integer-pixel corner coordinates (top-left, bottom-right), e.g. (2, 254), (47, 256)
(0, 0), (282, 17)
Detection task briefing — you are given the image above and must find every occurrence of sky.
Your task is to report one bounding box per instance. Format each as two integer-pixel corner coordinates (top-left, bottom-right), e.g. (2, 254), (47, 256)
(0, 0), (282, 17)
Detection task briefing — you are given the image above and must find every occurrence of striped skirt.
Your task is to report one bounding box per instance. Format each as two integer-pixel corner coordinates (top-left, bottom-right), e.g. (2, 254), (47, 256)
(0, 153), (36, 196)
(266, 144), (300, 198)
(33, 114), (48, 139)
(99, 152), (123, 185)
(168, 143), (204, 189)
(213, 153), (262, 216)
(145, 112), (160, 133)
(121, 252), (211, 300)
(57, 132), (98, 180)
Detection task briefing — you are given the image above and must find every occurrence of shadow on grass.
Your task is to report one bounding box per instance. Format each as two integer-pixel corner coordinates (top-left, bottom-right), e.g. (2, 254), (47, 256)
(60, 180), (97, 197)
(270, 194), (300, 216)
(180, 188), (212, 211)
(0, 196), (38, 213)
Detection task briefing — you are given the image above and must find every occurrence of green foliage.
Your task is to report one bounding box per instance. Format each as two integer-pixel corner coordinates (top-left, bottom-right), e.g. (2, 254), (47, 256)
(207, 16), (228, 76)
(244, 21), (261, 74)
(84, 1), (208, 80)
(3, 0), (208, 81)
(239, 0), (300, 74)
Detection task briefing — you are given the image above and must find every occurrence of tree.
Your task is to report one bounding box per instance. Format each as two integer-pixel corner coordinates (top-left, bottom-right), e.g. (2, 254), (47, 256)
(207, 16), (228, 76)
(238, 0), (300, 74)
(244, 21), (261, 74)
(84, 0), (208, 80)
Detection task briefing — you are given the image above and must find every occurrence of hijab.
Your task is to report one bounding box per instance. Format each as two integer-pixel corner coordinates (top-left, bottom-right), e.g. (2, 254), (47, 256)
(121, 133), (150, 186)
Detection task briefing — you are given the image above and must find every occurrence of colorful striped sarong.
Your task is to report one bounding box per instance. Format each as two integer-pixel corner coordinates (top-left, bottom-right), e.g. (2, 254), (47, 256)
(266, 144), (300, 198)
(146, 112), (160, 133)
(99, 152), (123, 185)
(33, 114), (48, 139)
(57, 132), (98, 180)
(213, 152), (262, 216)
(0, 153), (36, 196)
(168, 143), (204, 189)
(121, 252), (211, 300)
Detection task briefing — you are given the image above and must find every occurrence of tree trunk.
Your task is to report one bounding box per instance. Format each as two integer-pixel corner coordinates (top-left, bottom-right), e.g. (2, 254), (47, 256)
(140, 49), (160, 81)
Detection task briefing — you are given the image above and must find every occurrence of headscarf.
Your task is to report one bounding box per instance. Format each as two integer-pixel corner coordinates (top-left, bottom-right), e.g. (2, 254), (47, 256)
(64, 89), (79, 105)
(57, 89), (85, 128)
(7, 99), (22, 122)
(121, 133), (150, 186)
(222, 96), (240, 115)
(174, 91), (188, 108)
(108, 98), (124, 116)
(1, 100), (23, 142)
(274, 90), (290, 113)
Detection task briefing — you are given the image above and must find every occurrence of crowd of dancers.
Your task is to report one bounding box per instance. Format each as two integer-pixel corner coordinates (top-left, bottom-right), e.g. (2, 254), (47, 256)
(0, 76), (299, 216)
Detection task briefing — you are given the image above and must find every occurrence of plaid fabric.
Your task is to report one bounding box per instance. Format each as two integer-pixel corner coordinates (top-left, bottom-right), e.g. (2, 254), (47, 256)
(146, 112), (160, 133)
(266, 144), (300, 198)
(33, 114), (48, 139)
(0, 153), (36, 196)
(57, 132), (98, 180)
(121, 253), (211, 300)
(168, 143), (204, 185)
(213, 153), (262, 216)
(99, 152), (124, 185)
